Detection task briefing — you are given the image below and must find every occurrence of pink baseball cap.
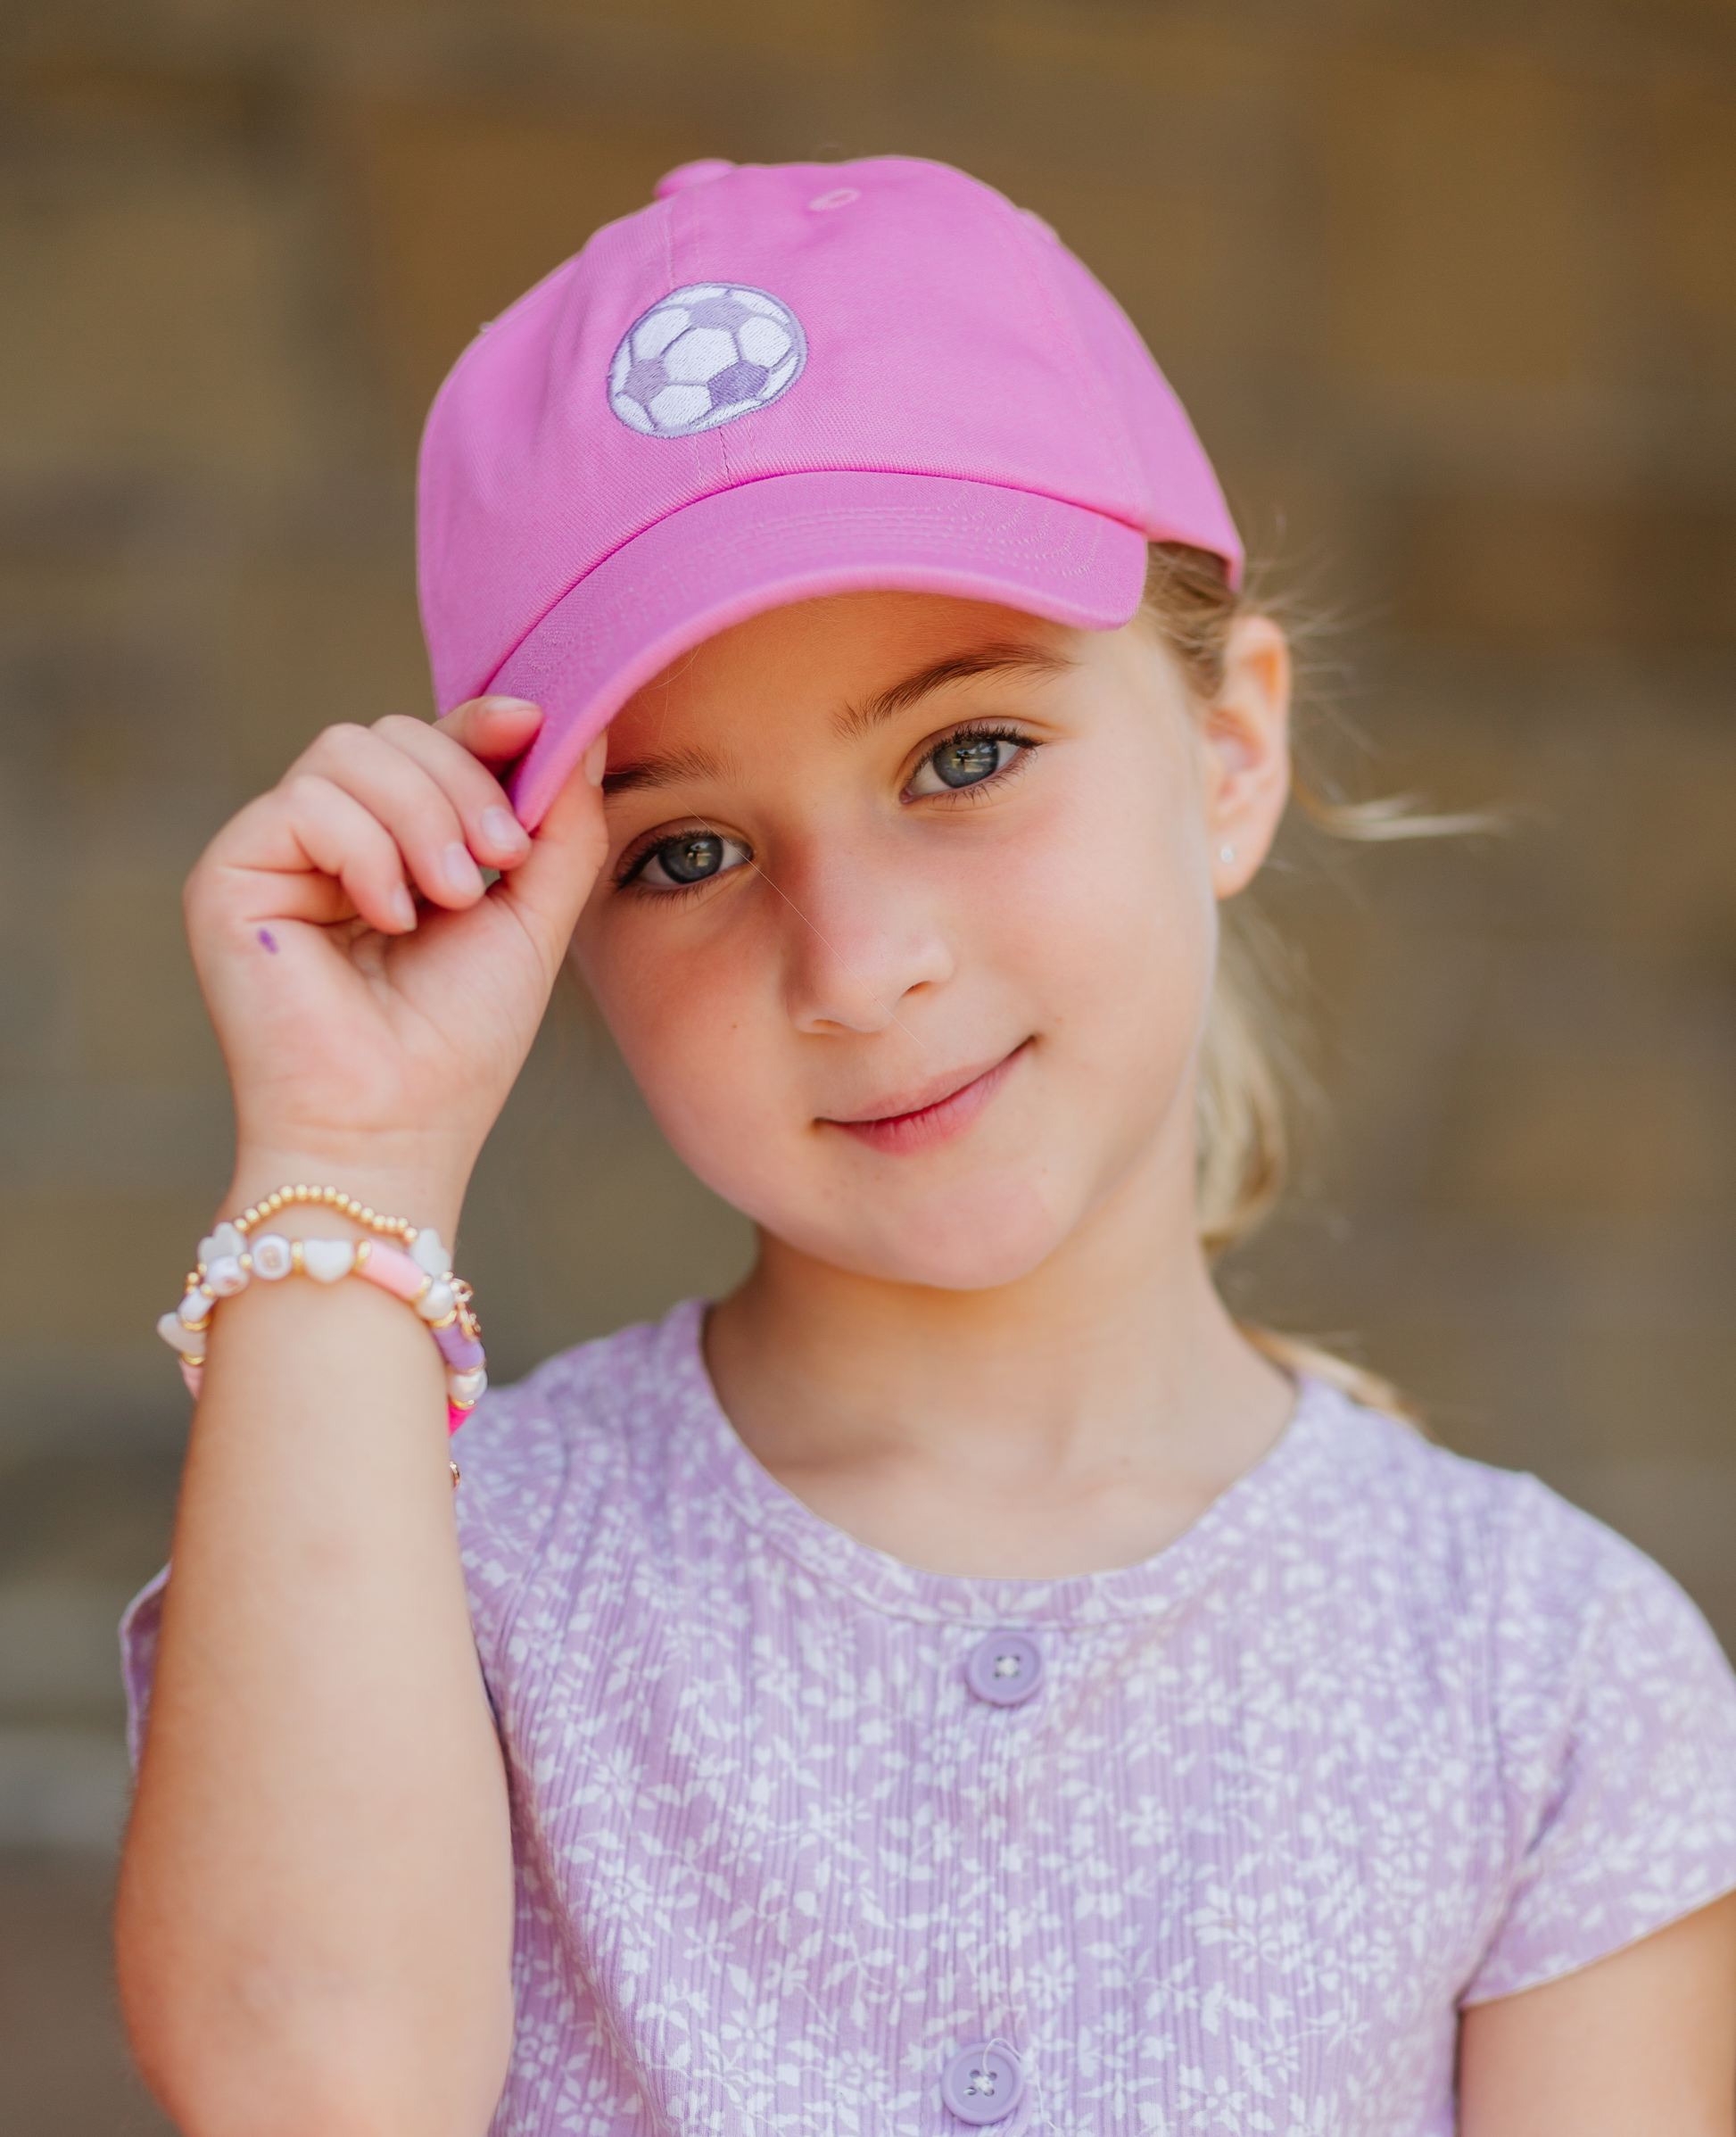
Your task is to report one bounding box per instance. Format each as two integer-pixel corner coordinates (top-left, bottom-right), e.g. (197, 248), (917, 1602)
(417, 154), (1242, 826)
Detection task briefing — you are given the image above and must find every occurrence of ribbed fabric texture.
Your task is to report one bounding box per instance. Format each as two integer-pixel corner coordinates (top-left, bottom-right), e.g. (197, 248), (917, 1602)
(124, 1300), (1736, 2134)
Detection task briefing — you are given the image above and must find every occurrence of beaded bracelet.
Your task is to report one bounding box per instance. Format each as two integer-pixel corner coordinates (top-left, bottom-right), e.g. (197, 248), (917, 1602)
(156, 1184), (487, 1437)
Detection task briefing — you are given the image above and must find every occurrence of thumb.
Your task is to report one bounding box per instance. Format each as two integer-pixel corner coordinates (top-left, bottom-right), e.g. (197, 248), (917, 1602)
(492, 737), (609, 973)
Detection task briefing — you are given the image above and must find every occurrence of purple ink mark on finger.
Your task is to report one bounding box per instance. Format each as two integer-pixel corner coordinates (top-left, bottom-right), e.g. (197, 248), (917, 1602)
(257, 928), (280, 954)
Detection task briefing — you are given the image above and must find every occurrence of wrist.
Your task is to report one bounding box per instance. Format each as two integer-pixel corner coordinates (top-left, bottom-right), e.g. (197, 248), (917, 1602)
(226, 1146), (471, 1244)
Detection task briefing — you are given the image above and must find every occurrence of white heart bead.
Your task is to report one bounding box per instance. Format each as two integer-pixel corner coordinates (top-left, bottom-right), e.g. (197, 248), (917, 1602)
(205, 1255), (249, 1297)
(250, 1233), (293, 1280)
(301, 1238), (355, 1284)
(415, 1280), (456, 1322)
(157, 1311), (205, 1356)
(178, 1289), (211, 1328)
(447, 1367), (487, 1404)
(197, 1222), (244, 1270)
(410, 1229), (452, 1279)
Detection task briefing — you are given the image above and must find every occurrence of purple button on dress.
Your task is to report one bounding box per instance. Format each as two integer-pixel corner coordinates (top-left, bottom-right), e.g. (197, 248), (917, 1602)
(940, 2040), (1023, 2125)
(964, 1629), (1043, 1706)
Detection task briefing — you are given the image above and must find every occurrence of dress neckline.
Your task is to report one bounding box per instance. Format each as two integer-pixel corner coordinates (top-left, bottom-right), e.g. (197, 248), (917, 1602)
(657, 1296), (1339, 1628)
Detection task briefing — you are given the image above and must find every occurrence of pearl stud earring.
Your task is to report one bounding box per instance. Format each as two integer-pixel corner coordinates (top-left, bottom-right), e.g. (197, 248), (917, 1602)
(1218, 843), (1236, 865)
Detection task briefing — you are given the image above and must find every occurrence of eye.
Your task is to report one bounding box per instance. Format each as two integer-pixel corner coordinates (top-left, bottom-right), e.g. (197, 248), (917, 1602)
(906, 728), (1030, 798)
(630, 827), (752, 892)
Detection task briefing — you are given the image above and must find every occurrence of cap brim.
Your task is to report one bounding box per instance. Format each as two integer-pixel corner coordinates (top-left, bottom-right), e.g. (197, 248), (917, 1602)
(486, 469), (1150, 828)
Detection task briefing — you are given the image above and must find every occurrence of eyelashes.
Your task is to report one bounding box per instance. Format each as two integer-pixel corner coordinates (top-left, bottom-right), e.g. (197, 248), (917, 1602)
(903, 722), (1036, 799)
(615, 719), (1041, 898)
(616, 825), (752, 897)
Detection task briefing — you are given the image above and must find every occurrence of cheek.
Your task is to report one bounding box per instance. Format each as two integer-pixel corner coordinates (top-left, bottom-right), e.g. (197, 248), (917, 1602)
(981, 747), (1219, 1064)
(573, 915), (789, 1173)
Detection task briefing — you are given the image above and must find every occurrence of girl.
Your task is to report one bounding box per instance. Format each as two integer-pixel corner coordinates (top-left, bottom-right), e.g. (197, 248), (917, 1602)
(115, 158), (1736, 2136)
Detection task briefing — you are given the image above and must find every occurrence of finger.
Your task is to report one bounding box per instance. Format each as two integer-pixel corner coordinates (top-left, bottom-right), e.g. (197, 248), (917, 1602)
(433, 696), (543, 766)
(289, 725), (492, 912)
(198, 777), (418, 939)
(490, 741), (610, 971)
(368, 714), (532, 872)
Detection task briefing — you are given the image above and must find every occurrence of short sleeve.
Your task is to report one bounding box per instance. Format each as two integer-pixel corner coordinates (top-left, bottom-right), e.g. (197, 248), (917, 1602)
(451, 1379), (578, 1688)
(1463, 1478), (1736, 2003)
(120, 1567), (169, 1768)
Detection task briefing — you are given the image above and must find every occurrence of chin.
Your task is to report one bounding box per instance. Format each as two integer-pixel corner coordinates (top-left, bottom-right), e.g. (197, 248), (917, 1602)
(771, 1172), (1081, 1293)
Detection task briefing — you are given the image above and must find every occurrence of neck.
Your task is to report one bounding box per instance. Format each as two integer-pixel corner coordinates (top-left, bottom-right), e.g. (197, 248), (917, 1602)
(704, 1137), (1294, 1578)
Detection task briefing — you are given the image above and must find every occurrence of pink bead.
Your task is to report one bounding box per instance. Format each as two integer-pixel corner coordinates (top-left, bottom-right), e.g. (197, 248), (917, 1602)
(447, 1401), (468, 1436)
(358, 1242), (427, 1304)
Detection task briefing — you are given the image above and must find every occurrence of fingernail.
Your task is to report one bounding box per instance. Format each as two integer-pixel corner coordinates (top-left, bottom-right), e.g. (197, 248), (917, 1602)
(442, 841), (484, 897)
(583, 735), (608, 787)
(391, 885), (417, 931)
(482, 805), (528, 853)
(482, 696), (540, 713)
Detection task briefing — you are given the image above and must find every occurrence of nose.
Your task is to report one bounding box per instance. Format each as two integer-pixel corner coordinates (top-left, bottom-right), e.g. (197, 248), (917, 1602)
(775, 847), (955, 1036)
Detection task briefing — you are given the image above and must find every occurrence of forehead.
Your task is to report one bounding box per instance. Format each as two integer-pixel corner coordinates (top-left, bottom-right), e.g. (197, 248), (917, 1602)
(607, 591), (1077, 757)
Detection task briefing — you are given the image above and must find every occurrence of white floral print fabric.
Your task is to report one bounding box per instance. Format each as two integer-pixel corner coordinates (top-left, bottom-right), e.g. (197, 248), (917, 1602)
(123, 1299), (1736, 2134)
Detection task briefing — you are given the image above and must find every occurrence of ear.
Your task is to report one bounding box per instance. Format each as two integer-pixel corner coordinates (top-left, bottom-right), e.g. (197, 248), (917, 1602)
(1199, 613), (1291, 898)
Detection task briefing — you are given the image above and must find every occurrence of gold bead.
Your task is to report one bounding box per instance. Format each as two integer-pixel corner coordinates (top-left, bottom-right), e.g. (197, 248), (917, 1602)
(449, 1461), (461, 1489)
(360, 1207), (374, 1225)
(293, 1183), (307, 1200)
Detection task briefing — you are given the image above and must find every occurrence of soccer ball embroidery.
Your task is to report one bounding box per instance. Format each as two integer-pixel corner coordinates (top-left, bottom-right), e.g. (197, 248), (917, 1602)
(608, 285), (806, 438)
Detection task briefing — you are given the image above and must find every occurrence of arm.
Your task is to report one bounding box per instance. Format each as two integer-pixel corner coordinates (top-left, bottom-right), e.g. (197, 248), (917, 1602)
(1459, 1891), (1736, 2137)
(115, 700), (606, 2137)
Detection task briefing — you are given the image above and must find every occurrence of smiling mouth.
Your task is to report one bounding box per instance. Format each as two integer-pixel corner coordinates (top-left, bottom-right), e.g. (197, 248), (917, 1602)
(821, 1042), (1029, 1155)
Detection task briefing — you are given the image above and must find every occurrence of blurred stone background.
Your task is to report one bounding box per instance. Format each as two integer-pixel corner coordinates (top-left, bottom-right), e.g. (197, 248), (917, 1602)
(0, 0), (1732, 2126)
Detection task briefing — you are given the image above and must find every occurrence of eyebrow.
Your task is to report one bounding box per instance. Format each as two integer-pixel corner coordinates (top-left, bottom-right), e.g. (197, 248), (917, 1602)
(599, 641), (1076, 795)
(600, 742), (727, 797)
(832, 642), (1076, 741)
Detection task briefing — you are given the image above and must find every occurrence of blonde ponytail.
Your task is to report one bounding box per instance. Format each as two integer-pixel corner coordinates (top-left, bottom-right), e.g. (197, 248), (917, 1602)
(1139, 543), (1480, 1427)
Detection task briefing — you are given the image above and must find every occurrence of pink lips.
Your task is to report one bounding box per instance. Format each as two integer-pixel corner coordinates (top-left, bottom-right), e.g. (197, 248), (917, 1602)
(823, 1045), (1025, 1155)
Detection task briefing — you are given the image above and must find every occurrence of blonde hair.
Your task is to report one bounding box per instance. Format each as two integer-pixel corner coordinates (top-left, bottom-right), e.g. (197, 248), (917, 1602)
(1140, 543), (1481, 1425)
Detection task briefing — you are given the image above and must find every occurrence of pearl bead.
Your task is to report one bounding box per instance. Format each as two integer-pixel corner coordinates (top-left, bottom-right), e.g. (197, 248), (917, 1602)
(447, 1366), (487, 1406)
(415, 1280), (456, 1322)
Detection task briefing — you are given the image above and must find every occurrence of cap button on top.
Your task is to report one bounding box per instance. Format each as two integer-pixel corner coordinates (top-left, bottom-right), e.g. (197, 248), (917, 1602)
(964, 1630), (1044, 1707)
(941, 2040), (1024, 2125)
(654, 159), (737, 198)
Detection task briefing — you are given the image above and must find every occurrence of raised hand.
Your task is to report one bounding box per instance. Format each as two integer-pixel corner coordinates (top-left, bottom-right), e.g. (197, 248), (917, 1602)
(183, 697), (605, 1221)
